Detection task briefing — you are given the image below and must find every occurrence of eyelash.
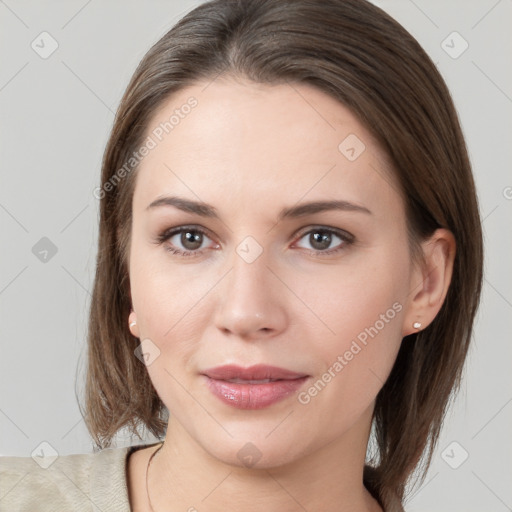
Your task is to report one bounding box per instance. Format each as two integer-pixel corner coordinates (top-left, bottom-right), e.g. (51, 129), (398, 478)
(154, 225), (355, 258)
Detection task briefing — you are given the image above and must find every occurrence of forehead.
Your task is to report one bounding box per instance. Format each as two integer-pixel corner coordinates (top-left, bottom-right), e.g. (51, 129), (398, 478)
(133, 76), (402, 220)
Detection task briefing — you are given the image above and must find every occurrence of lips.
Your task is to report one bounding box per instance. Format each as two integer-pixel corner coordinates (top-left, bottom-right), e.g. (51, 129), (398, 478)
(202, 364), (309, 410)
(203, 364), (307, 381)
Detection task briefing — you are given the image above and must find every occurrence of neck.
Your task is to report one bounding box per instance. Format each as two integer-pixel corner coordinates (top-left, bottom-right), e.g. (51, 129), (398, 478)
(147, 407), (382, 512)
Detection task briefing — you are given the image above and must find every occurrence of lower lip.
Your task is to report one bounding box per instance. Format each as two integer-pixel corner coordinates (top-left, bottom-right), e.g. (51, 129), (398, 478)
(204, 376), (309, 410)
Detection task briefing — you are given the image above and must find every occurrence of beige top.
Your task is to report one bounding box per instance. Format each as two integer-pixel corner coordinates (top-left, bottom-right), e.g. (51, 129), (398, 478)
(1, 444), (403, 511)
(0, 443), (156, 511)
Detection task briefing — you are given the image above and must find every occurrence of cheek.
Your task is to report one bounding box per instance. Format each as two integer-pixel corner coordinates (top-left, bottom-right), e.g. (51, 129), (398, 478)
(129, 249), (209, 412)
(128, 244), (221, 407)
(299, 248), (406, 344)
(292, 249), (408, 425)
(129, 239), (210, 336)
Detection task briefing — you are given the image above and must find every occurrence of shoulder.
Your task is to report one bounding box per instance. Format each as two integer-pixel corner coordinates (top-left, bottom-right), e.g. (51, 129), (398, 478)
(0, 445), (135, 512)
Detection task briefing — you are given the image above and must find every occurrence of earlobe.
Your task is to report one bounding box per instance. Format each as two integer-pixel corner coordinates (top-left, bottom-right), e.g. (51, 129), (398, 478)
(402, 228), (456, 337)
(128, 310), (139, 338)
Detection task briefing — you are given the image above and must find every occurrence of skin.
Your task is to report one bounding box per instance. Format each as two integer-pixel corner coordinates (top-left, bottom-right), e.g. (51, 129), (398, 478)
(126, 75), (455, 512)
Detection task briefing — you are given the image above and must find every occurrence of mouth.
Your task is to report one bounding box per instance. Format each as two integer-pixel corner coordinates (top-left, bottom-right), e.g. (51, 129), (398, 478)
(201, 364), (310, 410)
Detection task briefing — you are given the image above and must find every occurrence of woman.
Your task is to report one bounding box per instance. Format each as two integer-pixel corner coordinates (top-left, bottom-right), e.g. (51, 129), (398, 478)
(0, 0), (483, 510)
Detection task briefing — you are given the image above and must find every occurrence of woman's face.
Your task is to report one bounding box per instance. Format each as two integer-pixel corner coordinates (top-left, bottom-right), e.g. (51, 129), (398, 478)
(128, 76), (419, 468)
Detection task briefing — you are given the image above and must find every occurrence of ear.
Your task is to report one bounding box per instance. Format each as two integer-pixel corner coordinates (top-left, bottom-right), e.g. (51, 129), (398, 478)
(128, 310), (140, 338)
(402, 228), (456, 336)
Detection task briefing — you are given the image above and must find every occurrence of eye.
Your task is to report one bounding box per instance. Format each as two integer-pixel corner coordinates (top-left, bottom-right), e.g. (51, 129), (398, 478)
(293, 227), (353, 255)
(155, 226), (219, 257)
(155, 225), (353, 258)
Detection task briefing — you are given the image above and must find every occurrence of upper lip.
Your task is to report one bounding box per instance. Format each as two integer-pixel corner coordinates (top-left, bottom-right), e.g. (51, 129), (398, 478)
(202, 364), (308, 381)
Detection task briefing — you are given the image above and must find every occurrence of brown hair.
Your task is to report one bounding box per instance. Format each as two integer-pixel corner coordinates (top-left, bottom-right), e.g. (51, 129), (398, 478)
(79, 0), (483, 508)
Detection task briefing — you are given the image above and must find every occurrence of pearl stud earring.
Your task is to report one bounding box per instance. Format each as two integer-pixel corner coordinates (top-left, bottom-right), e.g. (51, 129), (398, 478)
(413, 321), (422, 329)
(130, 321), (137, 328)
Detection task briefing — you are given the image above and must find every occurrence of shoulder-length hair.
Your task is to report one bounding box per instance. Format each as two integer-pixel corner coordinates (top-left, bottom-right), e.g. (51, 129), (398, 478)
(80, 0), (483, 508)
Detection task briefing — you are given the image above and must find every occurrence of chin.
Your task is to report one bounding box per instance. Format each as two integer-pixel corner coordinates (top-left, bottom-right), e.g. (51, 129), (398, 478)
(196, 428), (312, 471)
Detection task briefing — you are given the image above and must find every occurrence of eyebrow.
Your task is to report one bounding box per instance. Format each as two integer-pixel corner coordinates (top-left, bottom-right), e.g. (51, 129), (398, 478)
(146, 196), (372, 219)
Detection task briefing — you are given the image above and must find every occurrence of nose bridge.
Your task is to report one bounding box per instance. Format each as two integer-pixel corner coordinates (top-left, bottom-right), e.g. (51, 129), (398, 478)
(214, 242), (286, 337)
(231, 247), (268, 293)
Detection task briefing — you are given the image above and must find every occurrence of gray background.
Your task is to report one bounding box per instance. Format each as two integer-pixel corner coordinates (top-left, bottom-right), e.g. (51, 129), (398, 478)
(1, 0), (511, 510)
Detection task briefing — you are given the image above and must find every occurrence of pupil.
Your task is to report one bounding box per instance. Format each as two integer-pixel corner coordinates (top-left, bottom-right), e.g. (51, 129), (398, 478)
(181, 231), (203, 250)
(310, 231), (331, 250)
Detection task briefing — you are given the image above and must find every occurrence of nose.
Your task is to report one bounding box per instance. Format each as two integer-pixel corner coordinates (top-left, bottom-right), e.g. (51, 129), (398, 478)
(213, 250), (288, 340)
